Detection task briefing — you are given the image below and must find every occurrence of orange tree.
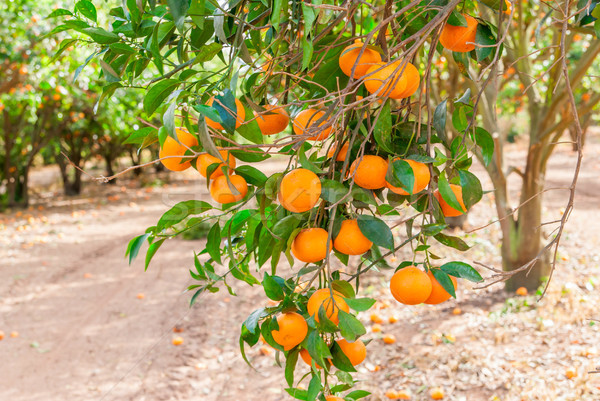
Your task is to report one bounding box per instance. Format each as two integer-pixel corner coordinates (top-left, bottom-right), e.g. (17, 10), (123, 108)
(51, 0), (589, 397)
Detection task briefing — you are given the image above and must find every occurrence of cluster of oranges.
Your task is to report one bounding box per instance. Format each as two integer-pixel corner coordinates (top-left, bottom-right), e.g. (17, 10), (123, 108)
(390, 266), (458, 306)
(268, 289), (366, 370)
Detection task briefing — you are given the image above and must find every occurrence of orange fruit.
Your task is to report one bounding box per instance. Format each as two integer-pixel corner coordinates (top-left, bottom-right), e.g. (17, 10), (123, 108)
(385, 390), (399, 399)
(300, 348), (323, 369)
(293, 109), (334, 140)
(307, 288), (349, 324)
(136, 293), (145, 300)
(271, 312), (308, 351)
(425, 271), (457, 305)
(383, 334), (396, 344)
(386, 159), (431, 195)
(370, 313), (383, 324)
(159, 129), (199, 171)
(172, 336), (184, 346)
(209, 175), (248, 203)
(325, 396), (345, 401)
(434, 185), (467, 217)
(565, 367), (577, 379)
(256, 105), (290, 135)
(339, 40), (383, 78)
(336, 338), (366, 366)
(396, 390), (411, 399)
(452, 307), (462, 315)
(205, 97), (246, 130)
(364, 61), (420, 99)
(327, 142), (349, 162)
(278, 168), (322, 213)
(196, 150), (236, 180)
(333, 219), (373, 255)
(291, 228), (331, 263)
(430, 387), (444, 400)
(439, 14), (478, 53)
(503, 0), (512, 14)
(516, 286), (528, 296)
(349, 155), (388, 189)
(372, 323), (382, 333)
(0, 331), (4, 340)
(390, 266), (433, 305)
(388, 315), (399, 323)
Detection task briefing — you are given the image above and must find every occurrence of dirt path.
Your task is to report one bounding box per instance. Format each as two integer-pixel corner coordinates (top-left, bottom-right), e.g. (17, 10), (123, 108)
(1, 139), (600, 401)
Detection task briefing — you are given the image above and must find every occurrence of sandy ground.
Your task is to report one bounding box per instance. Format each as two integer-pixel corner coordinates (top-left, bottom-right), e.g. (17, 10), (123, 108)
(1, 138), (600, 401)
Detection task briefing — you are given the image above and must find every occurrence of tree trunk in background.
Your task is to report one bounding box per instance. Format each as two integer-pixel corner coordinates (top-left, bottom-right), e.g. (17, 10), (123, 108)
(105, 154), (116, 185)
(57, 155), (83, 196)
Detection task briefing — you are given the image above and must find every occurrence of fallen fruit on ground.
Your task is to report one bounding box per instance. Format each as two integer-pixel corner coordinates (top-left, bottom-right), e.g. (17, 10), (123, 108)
(383, 334), (396, 344)
(172, 336), (184, 346)
(430, 387), (445, 399)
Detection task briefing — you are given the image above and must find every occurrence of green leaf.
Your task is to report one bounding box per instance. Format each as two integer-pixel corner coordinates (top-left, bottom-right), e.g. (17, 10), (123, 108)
(347, 390), (371, 400)
(48, 8), (73, 17)
(389, 159), (415, 194)
(50, 38), (79, 63)
(320, 179), (348, 203)
(307, 374), (322, 401)
(437, 172), (465, 213)
(458, 170), (482, 210)
(81, 27), (120, 44)
(285, 388), (308, 401)
(452, 104), (469, 132)
(236, 105), (263, 143)
(125, 233), (150, 264)
(344, 297), (376, 312)
(421, 223), (447, 236)
(301, 37), (314, 70)
(432, 99), (447, 143)
(235, 165), (268, 186)
(285, 349), (299, 387)
(167, 0), (190, 32)
(434, 233), (470, 251)
(475, 23), (496, 62)
(357, 215), (394, 250)
(330, 341), (356, 372)
(145, 238), (165, 271)
(157, 200), (212, 231)
(373, 100), (393, 153)
(244, 307), (268, 334)
(144, 79), (180, 115)
(338, 310), (366, 342)
(206, 223), (222, 264)
(307, 330), (332, 368)
(447, 10), (467, 26)
(109, 43), (137, 55)
(196, 42), (223, 62)
(431, 269), (456, 298)
(440, 261), (483, 282)
(332, 280), (355, 298)
(262, 273), (285, 301)
(76, 0), (97, 22)
(474, 127), (494, 167)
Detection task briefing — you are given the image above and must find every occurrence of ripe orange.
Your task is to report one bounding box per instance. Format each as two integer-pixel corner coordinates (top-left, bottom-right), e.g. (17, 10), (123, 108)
(209, 175), (248, 203)
(390, 266), (433, 305)
(388, 315), (399, 324)
(503, 0), (512, 14)
(452, 307), (462, 315)
(300, 348), (323, 369)
(424, 271), (457, 305)
(136, 293), (145, 300)
(372, 323), (382, 333)
(278, 168), (322, 213)
(565, 367), (577, 379)
(434, 184), (466, 217)
(196, 150), (236, 180)
(159, 129), (199, 171)
(337, 338), (367, 366)
(256, 105), (290, 135)
(430, 387), (445, 400)
(205, 97), (246, 130)
(325, 396), (345, 401)
(339, 40), (383, 78)
(293, 109), (334, 140)
(10, 331), (19, 338)
(364, 60), (420, 99)
(271, 312), (308, 351)
(349, 155), (388, 190)
(327, 142), (349, 162)
(333, 219), (373, 255)
(386, 159), (431, 195)
(439, 14), (478, 53)
(516, 286), (528, 296)
(307, 288), (349, 324)
(172, 336), (184, 346)
(385, 390), (411, 400)
(383, 334), (396, 344)
(291, 228), (331, 263)
(0, 331), (4, 340)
